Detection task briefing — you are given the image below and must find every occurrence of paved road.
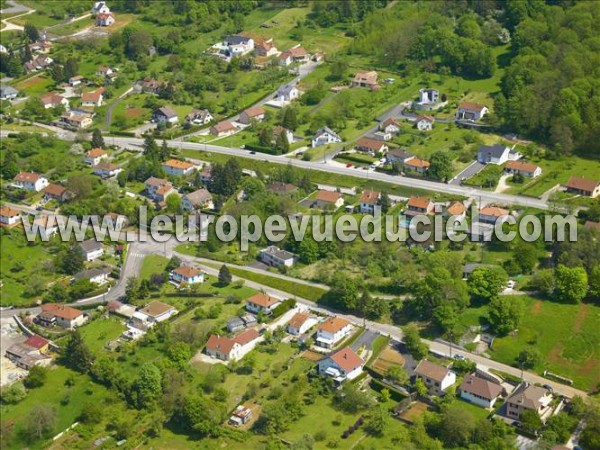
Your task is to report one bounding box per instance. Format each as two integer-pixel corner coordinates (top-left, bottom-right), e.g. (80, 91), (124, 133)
(110, 136), (553, 210)
(351, 329), (380, 352)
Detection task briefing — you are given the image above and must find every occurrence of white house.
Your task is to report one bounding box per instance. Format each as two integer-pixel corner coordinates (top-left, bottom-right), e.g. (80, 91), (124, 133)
(84, 148), (108, 166)
(456, 101), (489, 121)
(274, 84), (300, 102)
(239, 106), (266, 125)
(170, 265), (205, 285)
(259, 246), (296, 268)
(478, 206), (510, 225)
(359, 189), (380, 214)
(153, 106), (178, 124)
(477, 144), (511, 165)
(316, 316), (352, 349)
(210, 121), (237, 137)
(224, 35), (254, 57)
(182, 188), (214, 211)
(79, 239), (104, 261)
(506, 383), (553, 421)
(81, 88), (105, 107)
(312, 126), (342, 148)
(0, 207), (20, 227)
(380, 118), (401, 135)
(313, 190), (344, 209)
(144, 177), (171, 199)
(161, 159), (196, 177)
(245, 293), (282, 315)
(37, 303), (87, 329)
(92, 1), (111, 14)
(318, 347), (365, 383)
(504, 160), (542, 178)
(286, 312), (319, 335)
(95, 12), (115, 27)
(418, 88), (439, 104)
(73, 267), (111, 285)
(0, 85), (19, 100)
(205, 328), (260, 362)
(139, 301), (178, 324)
(32, 215), (61, 240)
(414, 360), (456, 396)
(93, 162), (122, 178)
(12, 172), (49, 192)
(458, 374), (504, 409)
(415, 115), (434, 131)
(185, 109), (213, 125)
(40, 92), (69, 109)
(355, 137), (388, 155)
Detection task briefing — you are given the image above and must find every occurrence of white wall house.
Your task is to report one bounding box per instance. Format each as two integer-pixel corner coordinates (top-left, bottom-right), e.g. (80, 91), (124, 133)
(318, 347), (365, 383)
(259, 246), (296, 268)
(170, 265), (205, 285)
(414, 360), (456, 396)
(286, 312), (319, 335)
(316, 316), (352, 349)
(12, 172), (49, 192)
(359, 190), (380, 214)
(245, 293), (282, 315)
(312, 126), (342, 148)
(79, 240), (104, 261)
(161, 159), (196, 177)
(458, 374), (504, 409)
(477, 144), (511, 165)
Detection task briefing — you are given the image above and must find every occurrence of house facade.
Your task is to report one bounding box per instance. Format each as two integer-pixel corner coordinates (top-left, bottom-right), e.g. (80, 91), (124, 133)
(93, 162), (122, 178)
(153, 106), (178, 124)
(81, 88), (105, 107)
(84, 148), (108, 166)
(316, 316), (352, 349)
(352, 71), (379, 90)
(286, 312), (318, 335)
(456, 102), (489, 121)
(506, 383), (553, 421)
(415, 115), (434, 131)
(37, 303), (87, 329)
(414, 360), (456, 396)
(43, 183), (69, 202)
(403, 157), (430, 174)
(185, 109), (213, 125)
(182, 188), (214, 211)
(355, 137), (388, 155)
(477, 144), (511, 165)
(239, 106), (266, 125)
(79, 239), (103, 261)
(314, 190), (344, 209)
(0, 207), (20, 227)
(73, 268), (111, 285)
(359, 189), (380, 214)
(458, 374), (504, 408)
(162, 159), (196, 177)
(478, 206), (510, 225)
(170, 265), (205, 285)
(318, 347), (365, 383)
(259, 246), (296, 267)
(504, 160), (542, 178)
(210, 121), (237, 137)
(405, 196), (433, 216)
(245, 293), (282, 315)
(566, 176), (600, 198)
(274, 84), (300, 102)
(12, 172), (49, 192)
(312, 126), (342, 148)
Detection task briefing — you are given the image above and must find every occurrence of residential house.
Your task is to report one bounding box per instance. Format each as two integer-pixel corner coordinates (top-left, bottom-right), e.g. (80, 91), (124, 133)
(311, 126), (342, 148)
(405, 196), (433, 217)
(506, 383), (553, 421)
(312, 190), (344, 209)
(210, 121), (237, 137)
(84, 148), (108, 166)
(352, 71), (379, 90)
(288, 46), (310, 63)
(24, 335), (50, 353)
(278, 51), (293, 66)
(0, 85), (19, 100)
(223, 35), (254, 58)
(40, 92), (69, 109)
(182, 188), (214, 211)
(205, 335), (242, 361)
(259, 246), (296, 268)
(255, 38), (279, 57)
(266, 182), (297, 195)
(458, 373), (504, 409)
(103, 212), (127, 228)
(415, 115), (434, 131)
(79, 239), (103, 261)
(153, 106), (179, 124)
(286, 312), (318, 335)
(170, 265), (205, 285)
(478, 206), (510, 225)
(239, 106), (266, 125)
(245, 292), (282, 315)
(92, 1), (110, 14)
(272, 126), (294, 145)
(93, 162), (122, 178)
(139, 301), (178, 323)
(566, 176), (600, 198)
(95, 12), (115, 26)
(139, 78), (162, 94)
(32, 215), (60, 240)
(185, 109), (213, 125)
(456, 101), (489, 121)
(5, 341), (51, 370)
(28, 40), (53, 54)
(162, 159), (196, 177)
(316, 316), (352, 349)
(37, 303), (87, 329)
(504, 160), (542, 178)
(445, 201), (467, 219)
(386, 148), (413, 165)
(414, 360), (456, 396)
(154, 184), (178, 208)
(318, 347), (365, 383)
(355, 137), (388, 155)
(199, 165), (212, 184)
(274, 84), (300, 102)
(404, 157), (430, 174)
(227, 317), (245, 333)
(60, 112), (93, 129)
(73, 268), (112, 285)
(81, 88), (105, 107)
(477, 144), (511, 165)
(145, 177), (171, 199)
(380, 118), (401, 135)
(359, 189), (380, 214)
(68, 75), (84, 87)
(12, 172), (49, 192)
(24, 55), (53, 73)
(43, 183), (69, 203)
(97, 65), (114, 77)
(0, 207), (20, 227)
(418, 88), (439, 105)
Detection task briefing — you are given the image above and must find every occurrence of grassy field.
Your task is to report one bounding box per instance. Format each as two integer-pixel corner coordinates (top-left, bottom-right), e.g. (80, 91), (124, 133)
(140, 254), (169, 280)
(15, 74), (55, 96)
(457, 295), (600, 391)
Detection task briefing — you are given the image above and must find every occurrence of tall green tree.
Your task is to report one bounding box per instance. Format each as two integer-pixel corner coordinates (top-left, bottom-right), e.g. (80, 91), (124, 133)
(91, 129), (105, 149)
(218, 264), (232, 286)
(24, 23), (40, 42)
(468, 266), (508, 303)
(487, 296), (522, 335)
(428, 151), (453, 182)
(554, 265), (588, 303)
(63, 329), (94, 373)
(133, 363), (163, 409)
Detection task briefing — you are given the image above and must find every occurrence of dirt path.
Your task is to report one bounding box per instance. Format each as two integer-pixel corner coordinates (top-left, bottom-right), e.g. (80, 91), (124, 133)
(1, 7), (34, 33)
(572, 303), (589, 333)
(531, 299), (542, 314)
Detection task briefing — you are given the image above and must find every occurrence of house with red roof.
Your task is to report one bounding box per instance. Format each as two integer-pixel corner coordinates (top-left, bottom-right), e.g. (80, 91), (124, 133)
(456, 101), (489, 121)
(504, 160), (542, 178)
(405, 196), (433, 216)
(12, 172), (49, 192)
(286, 311), (318, 335)
(205, 328), (261, 362)
(359, 189), (380, 214)
(36, 303), (87, 329)
(0, 206), (20, 227)
(566, 176), (600, 198)
(170, 265), (205, 285)
(239, 106), (266, 125)
(318, 347), (365, 383)
(245, 293), (282, 315)
(316, 316), (353, 349)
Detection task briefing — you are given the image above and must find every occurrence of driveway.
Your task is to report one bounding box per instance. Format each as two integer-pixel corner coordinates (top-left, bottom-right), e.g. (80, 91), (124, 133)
(351, 329), (379, 352)
(449, 161), (485, 185)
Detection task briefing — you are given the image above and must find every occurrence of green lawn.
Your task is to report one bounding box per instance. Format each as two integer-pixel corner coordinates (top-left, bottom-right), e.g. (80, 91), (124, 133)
(140, 254), (169, 280)
(62, 316), (126, 353)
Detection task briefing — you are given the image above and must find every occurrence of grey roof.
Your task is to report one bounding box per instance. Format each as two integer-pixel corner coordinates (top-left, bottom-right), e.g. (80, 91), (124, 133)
(478, 144), (509, 159)
(387, 148), (413, 160)
(225, 35), (251, 45)
(463, 263), (492, 275)
(0, 85), (19, 96)
(73, 268), (111, 280)
(277, 84), (297, 97)
(155, 106), (177, 118)
(261, 245), (295, 261)
(184, 188), (213, 207)
(227, 317), (244, 326)
(79, 239), (103, 253)
(315, 126), (341, 140)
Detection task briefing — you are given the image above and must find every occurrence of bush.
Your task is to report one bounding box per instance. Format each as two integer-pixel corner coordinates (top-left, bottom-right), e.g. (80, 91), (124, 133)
(271, 299), (296, 319)
(0, 383), (27, 404)
(23, 365), (48, 389)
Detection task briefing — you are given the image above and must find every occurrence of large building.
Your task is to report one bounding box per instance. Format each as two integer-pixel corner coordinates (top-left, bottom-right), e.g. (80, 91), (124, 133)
(259, 246), (296, 268)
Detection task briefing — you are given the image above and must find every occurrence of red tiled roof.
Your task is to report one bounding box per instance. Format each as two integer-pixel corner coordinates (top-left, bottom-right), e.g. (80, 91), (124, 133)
(446, 201), (466, 216)
(459, 374), (503, 400)
(242, 106), (265, 118)
(246, 293), (280, 308)
(505, 160), (540, 173)
(86, 148), (107, 158)
(162, 159), (194, 170)
(356, 137), (386, 151)
(459, 101), (486, 112)
(41, 303), (83, 320)
(360, 189), (379, 205)
(315, 190), (342, 203)
(24, 335), (49, 350)
(233, 328), (260, 345)
(212, 121), (236, 133)
(288, 312), (310, 329)
(14, 172), (41, 182)
(566, 176), (600, 192)
(407, 196), (431, 209)
(480, 206), (509, 217)
(329, 347), (364, 372)
(319, 316), (350, 334)
(0, 207), (20, 217)
(404, 157), (430, 169)
(172, 265), (202, 278)
(414, 360), (450, 383)
(206, 334), (237, 354)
